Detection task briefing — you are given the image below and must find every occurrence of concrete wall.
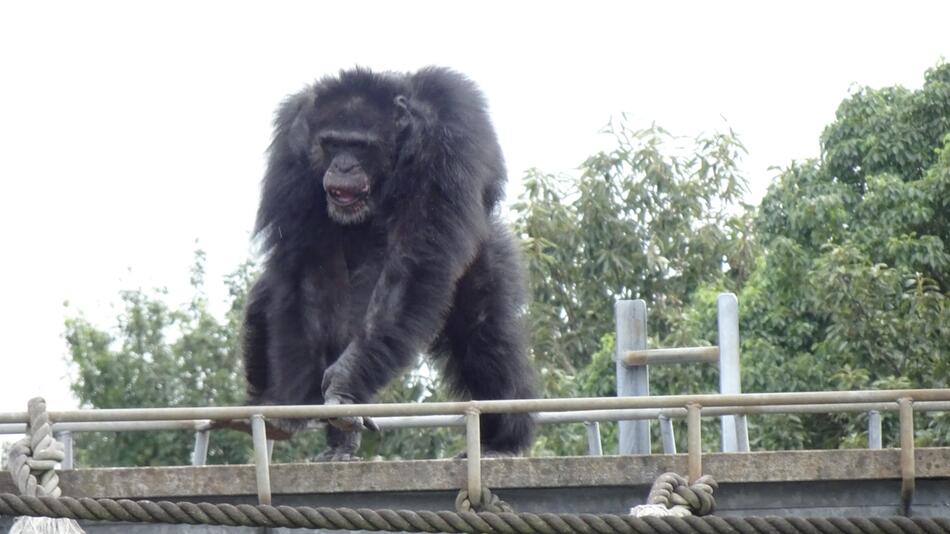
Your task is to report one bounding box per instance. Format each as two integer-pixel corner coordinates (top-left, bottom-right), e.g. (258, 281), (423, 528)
(3, 449), (949, 532)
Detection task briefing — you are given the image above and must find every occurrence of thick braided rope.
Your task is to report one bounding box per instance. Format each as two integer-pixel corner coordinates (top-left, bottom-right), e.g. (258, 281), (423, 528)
(645, 472), (717, 515)
(2, 495), (949, 533)
(7, 398), (66, 498)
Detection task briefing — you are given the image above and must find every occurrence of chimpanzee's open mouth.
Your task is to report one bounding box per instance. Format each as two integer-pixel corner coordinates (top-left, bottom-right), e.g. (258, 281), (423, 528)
(326, 187), (368, 207)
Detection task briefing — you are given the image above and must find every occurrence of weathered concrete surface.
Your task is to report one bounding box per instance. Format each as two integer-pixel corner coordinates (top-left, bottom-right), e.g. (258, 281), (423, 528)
(1, 448), (946, 499)
(2, 449), (949, 532)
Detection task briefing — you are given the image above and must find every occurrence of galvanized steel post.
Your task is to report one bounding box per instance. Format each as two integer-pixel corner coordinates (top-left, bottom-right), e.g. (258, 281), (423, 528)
(717, 293), (748, 452)
(615, 299), (651, 454)
(659, 415), (676, 454)
(56, 430), (74, 470)
(192, 430), (210, 466)
(584, 421), (603, 456)
(868, 410), (882, 449)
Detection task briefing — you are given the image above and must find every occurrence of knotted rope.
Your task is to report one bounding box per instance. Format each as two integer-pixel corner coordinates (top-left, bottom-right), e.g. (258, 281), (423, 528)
(631, 472), (717, 517)
(6, 397), (83, 534)
(454, 486), (514, 513)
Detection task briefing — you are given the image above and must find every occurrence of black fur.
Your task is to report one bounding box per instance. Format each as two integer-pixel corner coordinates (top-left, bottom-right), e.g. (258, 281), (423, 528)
(243, 67), (537, 458)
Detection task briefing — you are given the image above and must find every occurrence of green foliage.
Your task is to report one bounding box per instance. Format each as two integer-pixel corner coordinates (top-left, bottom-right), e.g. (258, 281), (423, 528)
(513, 121), (752, 372)
(741, 62), (950, 449)
(513, 121), (755, 454)
(65, 251), (256, 466)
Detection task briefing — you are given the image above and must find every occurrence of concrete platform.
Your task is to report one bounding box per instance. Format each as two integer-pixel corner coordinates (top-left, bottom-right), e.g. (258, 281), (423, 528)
(3, 448), (949, 532)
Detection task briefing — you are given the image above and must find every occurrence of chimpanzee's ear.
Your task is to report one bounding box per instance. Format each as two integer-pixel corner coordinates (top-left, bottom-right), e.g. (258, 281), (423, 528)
(276, 90), (314, 157)
(394, 95), (413, 133)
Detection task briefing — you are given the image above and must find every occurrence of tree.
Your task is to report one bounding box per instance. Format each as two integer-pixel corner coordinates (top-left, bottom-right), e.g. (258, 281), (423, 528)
(65, 252), (257, 466)
(512, 121), (756, 455)
(737, 62), (950, 449)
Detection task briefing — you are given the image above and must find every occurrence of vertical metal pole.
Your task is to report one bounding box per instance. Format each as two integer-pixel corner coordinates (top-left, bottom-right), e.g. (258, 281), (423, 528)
(868, 410), (883, 449)
(686, 404), (702, 483)
(615, 299), (651, 455)
(736, 413), (750, 452)
(57, 431), (74, 470)
(717, 293), (746, 452)
(659, 415), (677, 454)
(584, 421), (603, 456)
(250, 415), (272, 505)
(465, 408), (482, 507)
(267, 439), (275, 461)
(898, 398), (915, 515)
(192, 430), (210, 466)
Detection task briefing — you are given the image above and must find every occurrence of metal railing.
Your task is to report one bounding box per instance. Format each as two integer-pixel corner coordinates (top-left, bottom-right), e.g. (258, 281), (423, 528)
(3, 388), (950, 511)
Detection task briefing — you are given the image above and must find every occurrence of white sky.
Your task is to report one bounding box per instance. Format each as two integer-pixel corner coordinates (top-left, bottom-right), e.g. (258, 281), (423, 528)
(0, 1), (947, 425)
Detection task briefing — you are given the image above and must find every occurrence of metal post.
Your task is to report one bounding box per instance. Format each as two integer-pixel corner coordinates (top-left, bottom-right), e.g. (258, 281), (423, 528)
(868, 410), (882, 449)
(717, 293), (746, 452)
(584, 421), (603, 456)
(736, 413), (750, 452)
(615, 299), (651, 454)
(465, 409), (482, 507)
(658, 415), (676, 453)
(898, 398), (915, 515)
(267, 439), (275, 461)
(250, 415), (272, 505)
(686, 404), (702, 483)
(57, 431), (74, 470)
(192, 430), (210, 466)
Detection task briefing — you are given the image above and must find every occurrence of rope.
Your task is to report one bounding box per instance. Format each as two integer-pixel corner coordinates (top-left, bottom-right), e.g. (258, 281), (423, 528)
(7, 398), (66, 498)
(2, 494), (948, 533)
(6, 397), (84, 534)
(632, 472), (717, 517)
(454, 486), (514, 513)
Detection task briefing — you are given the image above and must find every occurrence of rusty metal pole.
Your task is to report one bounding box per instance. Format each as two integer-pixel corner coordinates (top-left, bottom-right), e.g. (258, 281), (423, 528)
(687, 403), (702, 483)
(898, 398), (915, 516)
(465, 408), (482, 507)
(250, 415), (272, 506)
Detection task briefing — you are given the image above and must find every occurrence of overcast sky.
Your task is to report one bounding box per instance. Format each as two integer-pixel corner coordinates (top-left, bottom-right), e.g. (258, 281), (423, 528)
(1, 1), (947, 425)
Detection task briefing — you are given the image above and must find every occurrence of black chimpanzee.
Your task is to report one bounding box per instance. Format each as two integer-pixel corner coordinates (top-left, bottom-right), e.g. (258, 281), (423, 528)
(243, 67), (538, 460)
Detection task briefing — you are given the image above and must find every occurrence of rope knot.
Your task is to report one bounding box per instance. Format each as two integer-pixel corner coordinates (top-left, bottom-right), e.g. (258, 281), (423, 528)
(633, 472), (718, 516)
(7, 398), (66, 498)
(454, 485), (513, 513)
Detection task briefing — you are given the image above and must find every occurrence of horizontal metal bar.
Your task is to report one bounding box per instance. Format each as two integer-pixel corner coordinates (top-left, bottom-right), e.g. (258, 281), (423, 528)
(0, 420), (210, 434)
(373, 415), (464, 428)
(2, 390), (949, 425)
(623, 346), (719, 366)
(2, 400), (948, 434)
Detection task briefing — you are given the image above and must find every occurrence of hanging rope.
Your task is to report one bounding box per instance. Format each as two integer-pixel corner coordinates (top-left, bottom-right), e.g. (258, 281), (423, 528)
(2, 494), (948, 533)
(6, 398), (84, 534)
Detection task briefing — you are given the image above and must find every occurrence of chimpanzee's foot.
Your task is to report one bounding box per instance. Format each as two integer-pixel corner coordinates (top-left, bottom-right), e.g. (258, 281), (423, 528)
(312, 447), (361, 462)
(312, 426), (363, 462)
(323, 394), (379, 432)
(454, 448), (518, 459)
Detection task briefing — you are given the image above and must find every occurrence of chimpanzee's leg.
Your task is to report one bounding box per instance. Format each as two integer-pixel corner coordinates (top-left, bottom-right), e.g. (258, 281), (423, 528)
(439, 225), (538, 454)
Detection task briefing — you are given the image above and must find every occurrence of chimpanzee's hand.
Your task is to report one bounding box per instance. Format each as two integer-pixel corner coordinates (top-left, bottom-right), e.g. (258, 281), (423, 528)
(322, 356), (379, 432)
